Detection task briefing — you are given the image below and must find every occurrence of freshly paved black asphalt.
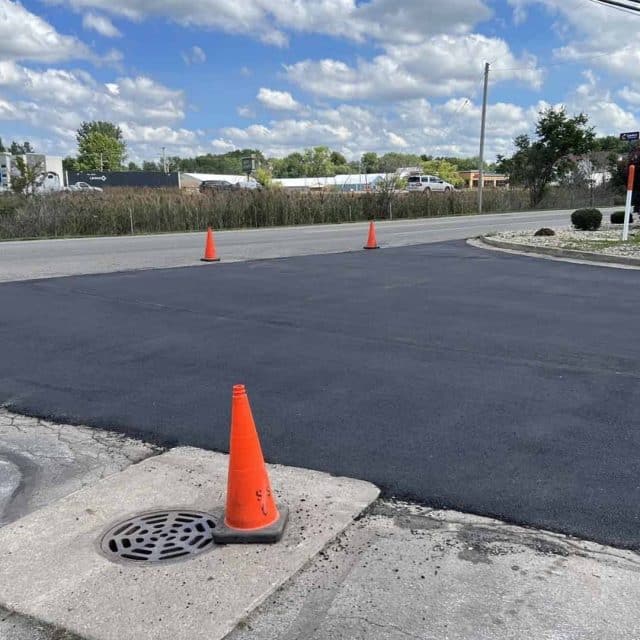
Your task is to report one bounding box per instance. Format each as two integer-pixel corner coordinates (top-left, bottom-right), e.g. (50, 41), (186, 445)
(1, 241), (640, 548)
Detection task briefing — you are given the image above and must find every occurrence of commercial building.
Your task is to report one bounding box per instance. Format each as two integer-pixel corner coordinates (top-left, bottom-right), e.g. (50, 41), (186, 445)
(0, 153), (64, 192)
(458, 171), (509, 189)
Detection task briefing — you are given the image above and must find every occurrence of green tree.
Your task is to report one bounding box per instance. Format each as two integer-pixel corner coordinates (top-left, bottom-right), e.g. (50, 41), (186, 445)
(0, 138), (5, 152)
(9, 141), (34, 154)
(76, 121), (126, 170)
(255, 166), (273, 188)
(303, 146), (335, 177)
(330, 151), (347, 166)
(142, 161), (160, 171)
(165, 156), (181, 172)
(504, 108), (595, 206)
(422, 159), (463, 186)
(10, 156), (43, 194)
(436, 156), (488, 171)
(272, 152), (305, 178)
(593, 135), (633, 154)
(128, 161), (141, 171)
(378, 153), (422, 172)
(361, 152), (380, 173)
(63, 157), (80, 172)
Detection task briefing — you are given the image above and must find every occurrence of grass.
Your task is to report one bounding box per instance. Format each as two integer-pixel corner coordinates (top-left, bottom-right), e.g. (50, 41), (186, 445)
(0, 185), (621, 241)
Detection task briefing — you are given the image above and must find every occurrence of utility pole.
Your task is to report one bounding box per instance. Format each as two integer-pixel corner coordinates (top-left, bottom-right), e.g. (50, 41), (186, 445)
(478, 62), (490, 215)
(99, 153), (104, 172)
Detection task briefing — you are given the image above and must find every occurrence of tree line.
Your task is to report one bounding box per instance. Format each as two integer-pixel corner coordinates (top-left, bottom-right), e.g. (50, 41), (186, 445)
(0, 139), (34, 154)
(2, 121), (493, 183)
(4, 110), (635, 204)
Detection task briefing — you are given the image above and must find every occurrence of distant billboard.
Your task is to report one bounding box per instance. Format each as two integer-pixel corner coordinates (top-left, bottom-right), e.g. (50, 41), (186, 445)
(67, 171), (180, 188)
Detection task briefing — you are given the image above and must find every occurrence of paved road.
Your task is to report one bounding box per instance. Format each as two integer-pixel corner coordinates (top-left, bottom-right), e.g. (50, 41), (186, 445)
(0, 208), (610, 282)
(1, 241), (639, 548)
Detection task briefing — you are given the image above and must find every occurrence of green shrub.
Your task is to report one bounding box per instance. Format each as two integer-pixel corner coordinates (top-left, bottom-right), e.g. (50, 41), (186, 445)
(610, 210), (633, 224)
(534, 227), (555, 236)
(571, 208), (602, 231)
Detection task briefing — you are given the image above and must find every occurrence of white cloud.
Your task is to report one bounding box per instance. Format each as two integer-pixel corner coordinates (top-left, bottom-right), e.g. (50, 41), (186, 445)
(257, 88), (300, 111)
(619, 86), (640, 106)
(387, 131), (408, 147)
(0, 0), (90, 61)
(82, 12), (121, 37)
(508, 0), (640, 82)
(119, 123), (198, 144)
(46, 0), (493, 48)
(237, 105), (255, 118)
(0, 95), (20, 120)
(566, 71), (637, 133)
(0, 62), (194, 157)
(215, 98), (534, 160)
(211, 138), (236, 152)
(286, 34), (542, 101)
(181, 45), (206, 65)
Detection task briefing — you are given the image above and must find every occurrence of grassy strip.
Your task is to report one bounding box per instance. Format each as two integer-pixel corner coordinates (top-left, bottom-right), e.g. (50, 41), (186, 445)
(0, 186), (619, 240)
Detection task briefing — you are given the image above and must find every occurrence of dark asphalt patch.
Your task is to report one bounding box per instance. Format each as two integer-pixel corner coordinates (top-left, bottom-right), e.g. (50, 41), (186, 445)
(1, 241), (639, 548)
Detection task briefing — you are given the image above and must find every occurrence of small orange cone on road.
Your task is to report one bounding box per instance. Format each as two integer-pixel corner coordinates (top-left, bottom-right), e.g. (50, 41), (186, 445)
(364, 221), (379, 250)
(201, 227), (220, 262)
(213, 385), (288, 544)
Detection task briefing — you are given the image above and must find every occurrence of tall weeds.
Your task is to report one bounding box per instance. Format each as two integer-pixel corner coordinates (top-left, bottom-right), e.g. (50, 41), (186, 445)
(0, 185), (619, 240)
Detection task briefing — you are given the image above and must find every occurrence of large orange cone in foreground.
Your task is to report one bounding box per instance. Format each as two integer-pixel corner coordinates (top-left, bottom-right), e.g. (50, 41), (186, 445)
(213, 385), (288, 544)
(364, 221), (380, 250)
(201, 227), (220, 262)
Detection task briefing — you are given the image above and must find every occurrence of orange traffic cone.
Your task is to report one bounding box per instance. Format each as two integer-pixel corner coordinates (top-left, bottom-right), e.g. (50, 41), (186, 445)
(213, 385), (288, 544)
(201, 227), (220, 262)
(364, 221), (379, 250)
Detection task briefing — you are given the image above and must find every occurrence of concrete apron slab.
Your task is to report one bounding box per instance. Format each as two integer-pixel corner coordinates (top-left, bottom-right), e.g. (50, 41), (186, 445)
(0, 447), (379, 640)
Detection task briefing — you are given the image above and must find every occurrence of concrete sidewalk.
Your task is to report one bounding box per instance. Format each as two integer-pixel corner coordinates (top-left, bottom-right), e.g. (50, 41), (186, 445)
(230, 501), (640, 640)
(0, 441), (378, 640)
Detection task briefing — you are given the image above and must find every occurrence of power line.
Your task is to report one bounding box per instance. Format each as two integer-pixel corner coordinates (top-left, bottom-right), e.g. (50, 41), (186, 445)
(587, 0), (640, 14)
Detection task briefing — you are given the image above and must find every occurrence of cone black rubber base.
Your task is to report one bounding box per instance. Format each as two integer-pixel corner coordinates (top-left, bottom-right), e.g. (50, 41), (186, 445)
(200, 257), (221, 262)
(213, 506), (289, 544)
(363, 246), (380, 250)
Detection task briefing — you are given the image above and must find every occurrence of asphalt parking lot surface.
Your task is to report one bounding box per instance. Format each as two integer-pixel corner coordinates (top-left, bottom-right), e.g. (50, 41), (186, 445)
(1, 241), (639, 548)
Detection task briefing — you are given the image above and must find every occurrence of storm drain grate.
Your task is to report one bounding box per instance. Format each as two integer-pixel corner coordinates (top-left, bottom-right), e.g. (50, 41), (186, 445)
(100, 510), (217, 564)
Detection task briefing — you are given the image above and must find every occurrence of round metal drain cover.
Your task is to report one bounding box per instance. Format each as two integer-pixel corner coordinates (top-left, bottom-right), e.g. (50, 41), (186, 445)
(100, 510), (217, 564)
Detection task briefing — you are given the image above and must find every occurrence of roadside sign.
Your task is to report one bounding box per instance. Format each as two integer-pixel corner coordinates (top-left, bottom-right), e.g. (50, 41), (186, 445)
(242, 156), (257, 174)
(620, 131), (640, 141)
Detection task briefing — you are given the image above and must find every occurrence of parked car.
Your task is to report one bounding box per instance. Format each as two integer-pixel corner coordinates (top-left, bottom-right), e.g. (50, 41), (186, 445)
(235, 180), (261, 190)
(199, 180), (235, 193)
(65, 181), (103, 193)
(199, 179), (261, 193)
(406, 175), (454, 193)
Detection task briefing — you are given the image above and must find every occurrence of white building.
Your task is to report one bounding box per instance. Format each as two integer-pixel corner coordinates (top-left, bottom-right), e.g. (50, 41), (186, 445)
(273, 173), (387, 191)
(180, 171), (393, 192)
(0, 153), (64, 192)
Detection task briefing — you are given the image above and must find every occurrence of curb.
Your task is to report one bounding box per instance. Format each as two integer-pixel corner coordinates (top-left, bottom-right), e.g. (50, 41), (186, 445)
(0, 447), (380, 640)
(478, 235), (640, 268)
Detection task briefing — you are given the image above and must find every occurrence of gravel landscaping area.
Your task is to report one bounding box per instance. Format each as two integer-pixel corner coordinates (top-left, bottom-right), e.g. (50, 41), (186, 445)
(488, 223), (640, 259)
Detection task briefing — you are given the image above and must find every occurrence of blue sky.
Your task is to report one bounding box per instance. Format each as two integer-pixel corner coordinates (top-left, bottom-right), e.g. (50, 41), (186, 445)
(1, 0), (639, 163)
